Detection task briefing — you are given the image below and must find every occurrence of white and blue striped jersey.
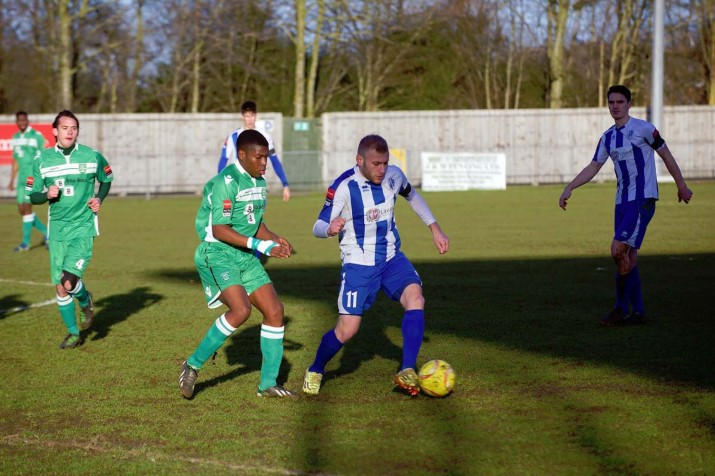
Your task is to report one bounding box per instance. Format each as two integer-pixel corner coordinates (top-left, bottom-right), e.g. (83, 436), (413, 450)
(217, 125), (289, 186)
(592, 117), (665, 204)
(315, 165), (418, 266)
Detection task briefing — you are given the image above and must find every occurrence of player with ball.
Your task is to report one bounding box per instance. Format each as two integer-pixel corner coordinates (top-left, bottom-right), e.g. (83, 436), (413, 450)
(302, 134), (450, 397)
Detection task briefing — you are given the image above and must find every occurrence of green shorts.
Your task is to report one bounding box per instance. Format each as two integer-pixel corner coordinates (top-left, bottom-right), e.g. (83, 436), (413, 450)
(194, 241), (272, 309)
(48, 236), (94, 284)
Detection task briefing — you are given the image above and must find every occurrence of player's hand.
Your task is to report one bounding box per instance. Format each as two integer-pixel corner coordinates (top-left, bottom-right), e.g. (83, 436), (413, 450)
(559, 187), (572, 210)
(677, 185), (693, 204)
(8, 182), (14, 191)
(282, 186), (291, 202)
(275, 237), (293, 256)
(429, 223), (449, 254)
(268, 244), (291, 258)
(47, 185), (60, 199)
(88, 197), (101, 213)
(328, 217), (346, 236)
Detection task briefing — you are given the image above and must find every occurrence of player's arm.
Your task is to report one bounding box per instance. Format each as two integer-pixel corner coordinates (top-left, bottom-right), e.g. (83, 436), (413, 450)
(402, 185), (449, 254)
(255, 221), (293, 255)
(7, 160), (18, 190)
(212, 224), (290, 258)
(313, 186), (346, 238)
(268, 152), (291, 201)
(217, 133), (235, 173)
(559, 160), (603, 210)
(655, 145), (693, 203)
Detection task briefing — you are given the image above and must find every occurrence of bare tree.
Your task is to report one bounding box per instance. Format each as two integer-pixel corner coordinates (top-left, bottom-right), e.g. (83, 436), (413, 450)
(546, 0), (570, 108)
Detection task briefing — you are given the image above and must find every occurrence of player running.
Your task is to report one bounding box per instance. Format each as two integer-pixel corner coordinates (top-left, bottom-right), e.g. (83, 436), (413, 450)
(29, 110), (114, 349)
(217, 100), (291, 202)
(8, 111), (49, 251)
(179, 129), (297, 399)
(302, 134), (449, 396)
(559, 85), (693, 326)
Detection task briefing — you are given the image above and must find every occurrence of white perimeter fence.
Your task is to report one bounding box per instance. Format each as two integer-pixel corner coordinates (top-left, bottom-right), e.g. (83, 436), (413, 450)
(1, 106), (713, 197)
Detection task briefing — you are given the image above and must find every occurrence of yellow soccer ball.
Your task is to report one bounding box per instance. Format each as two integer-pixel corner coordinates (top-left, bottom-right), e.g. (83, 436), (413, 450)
(418, 359), (456, 397)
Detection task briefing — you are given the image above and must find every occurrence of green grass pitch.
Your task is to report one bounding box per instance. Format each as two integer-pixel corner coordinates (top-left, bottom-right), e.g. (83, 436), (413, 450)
(1, 182), (714, 475)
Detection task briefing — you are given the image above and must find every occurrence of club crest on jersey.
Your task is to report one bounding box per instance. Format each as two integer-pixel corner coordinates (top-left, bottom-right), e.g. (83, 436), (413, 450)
(103, 165), (113, 177)
(389, 177), (396, 189)
(222, 199), (232, 217)
(627, 130), (634, 139)
(220, 272), (230, 281)
(79, 163), (87, 173)
(25, 176), (34, 191)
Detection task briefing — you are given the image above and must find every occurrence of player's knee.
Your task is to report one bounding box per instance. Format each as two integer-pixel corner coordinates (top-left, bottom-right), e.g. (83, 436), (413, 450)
(61, 271), (79, 293)
(225, 305), (251, 328)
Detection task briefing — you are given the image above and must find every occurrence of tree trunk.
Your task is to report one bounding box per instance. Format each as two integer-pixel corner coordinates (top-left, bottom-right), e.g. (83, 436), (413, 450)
(547, 0), (570, 109)
(293, 0), (307, 118)
(306, 0), (325, 118)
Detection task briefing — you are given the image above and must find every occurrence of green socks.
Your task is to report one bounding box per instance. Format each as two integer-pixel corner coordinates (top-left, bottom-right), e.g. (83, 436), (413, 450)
(258, 324), (285, 391)
(57, 294), (79, 335)
(188, 314), (236, 370)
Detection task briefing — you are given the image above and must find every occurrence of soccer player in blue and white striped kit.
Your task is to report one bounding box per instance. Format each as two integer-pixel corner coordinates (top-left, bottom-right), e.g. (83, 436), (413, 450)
(302, 134), (449, 396)
(217, 101), (291, 202)
(559, 85), (693, 326)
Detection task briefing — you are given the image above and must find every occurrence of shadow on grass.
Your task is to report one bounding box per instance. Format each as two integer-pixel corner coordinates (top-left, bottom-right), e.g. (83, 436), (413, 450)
(0, 294), (30, 319)
(191, 317), (302, 397)
(153, 253), (715, 390)
(88, 286), (163, 341)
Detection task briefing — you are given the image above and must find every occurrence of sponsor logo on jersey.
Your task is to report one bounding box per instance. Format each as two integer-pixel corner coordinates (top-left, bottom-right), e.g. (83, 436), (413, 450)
(103, 165), (113, 177)
(224, 175), (233, 184)
(205, 286), (212, 297)
(25, 176), (34, 191)
(364, 203), (394, 223)
(222, 199), (232, 217)
(361, 184), (370, 192)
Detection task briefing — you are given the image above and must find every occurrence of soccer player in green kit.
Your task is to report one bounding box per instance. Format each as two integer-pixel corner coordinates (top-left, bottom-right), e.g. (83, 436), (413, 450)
(7, 111), (48, 251)
(179, 129), (298, 399)
(29, 110), (114, 349)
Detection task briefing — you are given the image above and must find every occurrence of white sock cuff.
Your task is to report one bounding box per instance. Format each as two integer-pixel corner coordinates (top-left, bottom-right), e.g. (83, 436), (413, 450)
(23, 214), (35, 223)
(260, 324), (285, 339)
(215, 313), (236, 336)
(56, 294), (73, 306)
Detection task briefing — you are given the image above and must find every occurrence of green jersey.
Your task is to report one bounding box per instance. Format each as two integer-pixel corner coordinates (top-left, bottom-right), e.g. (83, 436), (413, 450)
(12, 126), (46, 181)
(30, 143), (114, 241)
(195, 162), (268, 249)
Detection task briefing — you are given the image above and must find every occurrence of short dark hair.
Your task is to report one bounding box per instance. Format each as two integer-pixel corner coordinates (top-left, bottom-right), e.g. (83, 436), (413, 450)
(15, 111), (28, 119)
(240, 101), (257, 114)
(607, 85), (632, 102)
(357, 134), (389, 157)
(52, 110), (79, 129)
(236, 129), (268, 153)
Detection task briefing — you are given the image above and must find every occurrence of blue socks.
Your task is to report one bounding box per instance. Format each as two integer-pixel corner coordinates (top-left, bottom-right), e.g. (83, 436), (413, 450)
(615, 267), (645, 314)
(627, 266), (644, 314)
(309, 329), (343, 374)
(401, 310), (424, 370)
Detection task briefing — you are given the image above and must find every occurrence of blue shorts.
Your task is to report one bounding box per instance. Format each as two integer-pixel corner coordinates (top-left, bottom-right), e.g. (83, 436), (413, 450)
(337, 251), (422, 316)
(613, 198), (656, 249)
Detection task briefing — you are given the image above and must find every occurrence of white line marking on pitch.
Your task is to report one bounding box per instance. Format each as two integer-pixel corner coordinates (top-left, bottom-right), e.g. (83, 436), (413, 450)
(0, 278), (54, 287)
(0, 299), (55, 315)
